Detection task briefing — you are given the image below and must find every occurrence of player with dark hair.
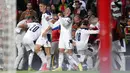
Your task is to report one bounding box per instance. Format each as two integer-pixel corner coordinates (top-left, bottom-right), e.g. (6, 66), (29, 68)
(34, 2), (52, 71)
(52, 8), (83, 71)
(72, 20), (99, 70)
(14, 16), (36, 70)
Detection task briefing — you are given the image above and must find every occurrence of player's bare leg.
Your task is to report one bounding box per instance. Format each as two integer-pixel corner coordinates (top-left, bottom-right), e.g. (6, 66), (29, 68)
(27, 50), (34, 71)
(52, 49), (64, 71)
(45, 47), (51, 69)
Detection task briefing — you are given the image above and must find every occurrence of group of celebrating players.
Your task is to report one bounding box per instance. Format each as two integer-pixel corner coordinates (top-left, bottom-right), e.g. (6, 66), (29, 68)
(14, 1), (99, 71)
(14, 0), (127, 72)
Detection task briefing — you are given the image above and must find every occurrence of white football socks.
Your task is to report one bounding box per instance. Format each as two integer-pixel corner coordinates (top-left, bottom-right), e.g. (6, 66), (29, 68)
(37, 51), (47, 64)
(86, 56), (93, 69)
(28, 52), (34, 67)
(58, 53), (64, 67)
(46, 55), (51, 68)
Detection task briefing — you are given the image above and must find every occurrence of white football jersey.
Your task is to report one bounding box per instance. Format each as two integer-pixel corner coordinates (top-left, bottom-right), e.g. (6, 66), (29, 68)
(52, 20), (60, 29)
(57, 17), (72, 40)
(56, 17), (73, 49)
(15, 19), (27, 43)
(41, 13), (52, 34)
(75, 28), (99, 50)
(23, 22), (41, 41)
(15, 19), (27, 34)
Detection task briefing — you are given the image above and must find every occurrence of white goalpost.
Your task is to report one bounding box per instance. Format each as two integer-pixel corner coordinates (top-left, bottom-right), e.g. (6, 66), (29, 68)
(0, 0), (16, 73)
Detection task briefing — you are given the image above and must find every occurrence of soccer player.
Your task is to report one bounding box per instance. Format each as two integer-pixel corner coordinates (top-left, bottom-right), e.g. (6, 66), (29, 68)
(50, 14), (60, 69)
(22, 17), (41, 71)
(34, 2), (52, 71)
(89, 17), (100, 70)
(52, 8), (83, 71)
(51, 14), (60, 56)
(73, 20), (99, 70)
(14, 16), (34, 70)
(111, 18), (126, 71)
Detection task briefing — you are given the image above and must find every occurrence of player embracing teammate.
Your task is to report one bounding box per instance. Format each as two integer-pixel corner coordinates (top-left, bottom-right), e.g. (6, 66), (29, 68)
(14, 1), (100, 72)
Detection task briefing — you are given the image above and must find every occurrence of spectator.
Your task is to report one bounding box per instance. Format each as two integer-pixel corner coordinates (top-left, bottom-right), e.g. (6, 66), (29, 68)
(90, 0), (97, 17)
(50, 0), (60, 5)
(16, 7), (23, 23)
(111, 0), (122, 19)
(29, 0), (39, 11)
(73, 14), (82, 29)
(73, 0), (86, 10)
(49, 0), (60, 14)
(51, 4), (59, 14)
(84, 9), (96, 23)
(125, 0), (130, 18)
(29, 0), (40, 19)
(72, 15), (82, 39)
(17, 0), (26, 11)
(46, 5), (53, 15)
(58, 0), (68, 12)
(86, 0), (95, 10)
(19, 2), (38, 21)
(73, 0), (87, 18)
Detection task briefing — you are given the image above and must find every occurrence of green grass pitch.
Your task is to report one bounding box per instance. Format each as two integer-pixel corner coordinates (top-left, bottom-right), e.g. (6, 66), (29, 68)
(1, 71), (130, 73)
(16, 71), (130, 73)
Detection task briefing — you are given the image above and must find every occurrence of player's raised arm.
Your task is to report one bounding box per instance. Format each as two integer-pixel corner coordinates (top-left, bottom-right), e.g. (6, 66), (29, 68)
(18, 16), (35, 31)
(84, 30), (99, 34)
(60, 8), (72, 27)
(42, 25), (51, 37)
(18, 23), (27, 31)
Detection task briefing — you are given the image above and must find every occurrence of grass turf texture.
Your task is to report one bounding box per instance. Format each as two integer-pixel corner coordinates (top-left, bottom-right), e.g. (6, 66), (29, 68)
(1, 71), (130, 73)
